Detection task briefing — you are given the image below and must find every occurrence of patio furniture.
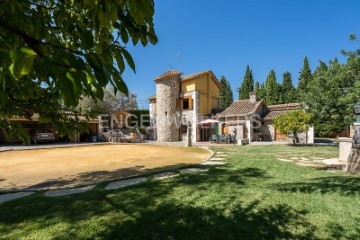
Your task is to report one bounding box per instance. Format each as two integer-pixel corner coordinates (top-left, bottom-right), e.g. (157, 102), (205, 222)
(227, 134), (235, 144)
(210, 134), (218, 143)
(218, 135), (226, 143)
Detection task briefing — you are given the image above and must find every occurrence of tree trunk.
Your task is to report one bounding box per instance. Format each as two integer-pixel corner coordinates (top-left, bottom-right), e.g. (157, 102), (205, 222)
(292, 132), (298, 145)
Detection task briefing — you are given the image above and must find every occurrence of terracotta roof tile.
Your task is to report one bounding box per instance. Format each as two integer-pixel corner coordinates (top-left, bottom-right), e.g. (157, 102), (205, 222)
(226, 120), (245, 126)
(267, 102), (301, 109)
(263, 110), (292, 120)
(154, 70), (182, 81)
(148, 94), (156, 100)
(218, 99), (263, 117)
(181, 70), (211, 81)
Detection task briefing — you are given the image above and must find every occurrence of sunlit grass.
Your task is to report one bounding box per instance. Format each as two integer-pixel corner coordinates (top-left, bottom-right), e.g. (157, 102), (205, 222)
(0, 145), (359, 239)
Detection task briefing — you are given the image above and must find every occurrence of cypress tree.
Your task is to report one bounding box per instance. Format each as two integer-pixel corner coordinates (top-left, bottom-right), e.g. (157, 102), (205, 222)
(264, 70), (279, 104)
(255, 81), (260, 97)
(259, 83), (266, 100)
(219, 76), (234, 108)
(238, 65), (254, 99)
(281, 71), (296, 103)
(298, 56), (312, 92)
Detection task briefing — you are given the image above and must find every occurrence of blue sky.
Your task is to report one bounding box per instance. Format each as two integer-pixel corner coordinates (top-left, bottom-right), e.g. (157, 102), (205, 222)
(123, 0), (360, 108)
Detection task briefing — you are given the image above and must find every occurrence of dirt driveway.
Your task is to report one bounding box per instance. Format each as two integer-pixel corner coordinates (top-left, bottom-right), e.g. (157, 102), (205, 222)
(0, 144), (211, 191)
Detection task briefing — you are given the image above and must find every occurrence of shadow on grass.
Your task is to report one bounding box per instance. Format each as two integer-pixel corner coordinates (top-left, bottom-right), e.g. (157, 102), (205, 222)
(97, 201), (317, 240)
(275, 176), (360, 196)
(325, 221), (360, 239)
(0, 163), (195, 192)
(0, 191), (317, 239)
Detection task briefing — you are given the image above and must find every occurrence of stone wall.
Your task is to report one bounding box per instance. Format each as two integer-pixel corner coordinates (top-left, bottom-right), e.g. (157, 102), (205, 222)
(228, 125), (244, 141)
(258, 120), (275, 141)
(156, 75), (181, 142)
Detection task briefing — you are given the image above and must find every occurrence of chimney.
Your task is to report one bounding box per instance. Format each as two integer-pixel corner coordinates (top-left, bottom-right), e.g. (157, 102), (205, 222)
(250, 93), (257, 103)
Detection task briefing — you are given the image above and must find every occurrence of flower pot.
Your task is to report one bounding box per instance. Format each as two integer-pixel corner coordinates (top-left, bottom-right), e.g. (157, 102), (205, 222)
(130, 132), (137, 140)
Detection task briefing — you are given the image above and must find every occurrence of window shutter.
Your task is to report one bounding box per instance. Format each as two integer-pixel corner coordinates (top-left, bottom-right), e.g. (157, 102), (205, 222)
(189, 96), (193, 110)
(176, 98), (181, 109)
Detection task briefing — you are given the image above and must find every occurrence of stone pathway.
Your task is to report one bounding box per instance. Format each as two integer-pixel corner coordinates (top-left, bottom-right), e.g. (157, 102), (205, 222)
(153, 172), (180, 180)
(209, 157), (225, 161)
(45, 185), (95, 197)
(275, 155), (346, 169)
(1, 150), (231, 203)
(201, 161), (227, 166)
(180, 168), (209, 174)
(0, 192), (34, 204)
(105, 177), (147, 190)
(276, 158), (294, 162)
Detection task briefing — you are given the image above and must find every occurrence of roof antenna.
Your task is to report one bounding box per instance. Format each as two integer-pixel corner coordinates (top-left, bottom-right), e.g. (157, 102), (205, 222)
(176, 51), (182, 72)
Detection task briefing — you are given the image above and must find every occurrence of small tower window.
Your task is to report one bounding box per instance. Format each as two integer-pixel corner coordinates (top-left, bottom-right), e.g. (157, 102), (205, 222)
(183, 98), (190, 110)
(173, 82), (176, 88)
(165, 111), (168, 116)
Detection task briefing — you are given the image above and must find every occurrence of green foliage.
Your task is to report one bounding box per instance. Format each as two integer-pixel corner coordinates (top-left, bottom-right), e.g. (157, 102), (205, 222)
(78, 86), (138, 114)
(219, 75), (234, 108)
(0, 0), (157, 141)
(264, 70), (280, 105)
(298, 57), (313, 99)
(304, 57), (359, 137)
(280, 71), (297, 103)
(238, 65), (254, 99)
(273, 110), (312, 144)
(128, 109), (150, 127)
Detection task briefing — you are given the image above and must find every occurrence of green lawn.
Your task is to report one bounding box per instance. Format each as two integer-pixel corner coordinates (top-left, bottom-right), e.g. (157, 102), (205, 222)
(1, 145), (360, 239)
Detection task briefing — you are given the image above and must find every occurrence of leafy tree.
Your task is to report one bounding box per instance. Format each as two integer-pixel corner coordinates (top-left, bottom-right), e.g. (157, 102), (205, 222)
(238, 65), (254, 99)
(219, 76), (234, 108)
(298, 57), (312, 98)
(78, 86), (138, 114)
(0, 0), (157, 142)
(313, 60), (328, 77)
(281, 71), (297, 103)
(264, 70), (279, 104)
(273, 110), (312, 144)
(304, 59), (358, 137)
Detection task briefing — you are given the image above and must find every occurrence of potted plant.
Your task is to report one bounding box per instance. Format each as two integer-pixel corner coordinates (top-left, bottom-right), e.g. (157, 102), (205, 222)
(129, 128), (137, 140)
(139, 127), (148, 140)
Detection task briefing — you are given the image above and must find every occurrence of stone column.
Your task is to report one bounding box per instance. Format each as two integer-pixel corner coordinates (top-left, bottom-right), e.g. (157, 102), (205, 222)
(344, 123), (360, 172)
(185, 121), (192, 147)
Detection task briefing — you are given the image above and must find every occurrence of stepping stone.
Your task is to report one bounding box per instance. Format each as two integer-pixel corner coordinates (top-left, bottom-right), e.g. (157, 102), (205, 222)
(45, 185), (95, 197)
(276, 158), (293, 162)
(300, 157), (310, 161)
(201, 161), (227, 166)
(296, 162), (323, 167)
(180, 168), (208, 174)
(105, 177), (147, 190)
(210, 157), (225, 161)
(297, 159), (312, 163)
(0, 192), (34, 204)
(216, 155), (228, 157)
(289, 157), (299, 160)
(322, 158), (346, 166)
(153, 172), (180, 180)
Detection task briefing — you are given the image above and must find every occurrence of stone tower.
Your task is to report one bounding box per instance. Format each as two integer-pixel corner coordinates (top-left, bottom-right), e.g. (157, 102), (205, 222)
(154, 70), (182, 142)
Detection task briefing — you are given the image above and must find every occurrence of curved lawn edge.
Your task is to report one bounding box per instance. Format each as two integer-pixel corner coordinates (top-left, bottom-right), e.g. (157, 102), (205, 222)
(0, 145), (214, 194)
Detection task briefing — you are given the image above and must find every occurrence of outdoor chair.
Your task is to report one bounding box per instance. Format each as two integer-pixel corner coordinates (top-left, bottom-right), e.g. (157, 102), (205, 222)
(227, 134), (235, 144)
(218, 135), (226, 143)
(210, 134), (218, 143)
